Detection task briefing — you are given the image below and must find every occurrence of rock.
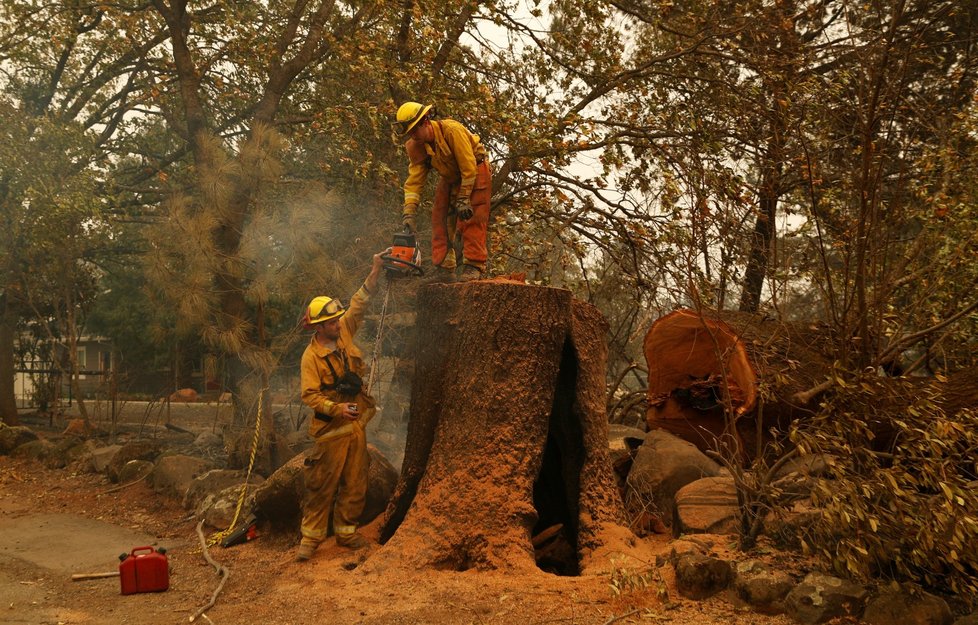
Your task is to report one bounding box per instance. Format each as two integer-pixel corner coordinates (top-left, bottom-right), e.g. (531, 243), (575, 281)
(784, 572), (868, 625)
(0, 424), (39, 454)
(774, 453), (831, 480)
(625, 429), (721, 525)
(46, 438), (95, 469)
(150, 454), (217, 499)
(673, 476), (739, 536)
(184, 469), (263, 510)
(863, 587), (952, 625)
(11, 439), (54, 461)
(608, 423), (645, 492)
(88, 445), (123, 473)
(118, 459), (154, 484)
(106, 440), (162, 483)
(197, 484), (257, 531)
(169, 388), (198, 402)
(733, 560), (794, 614)
(674, 553), (733, 600)
(764, 499), (821, 548)
(194, 432), (223, 448)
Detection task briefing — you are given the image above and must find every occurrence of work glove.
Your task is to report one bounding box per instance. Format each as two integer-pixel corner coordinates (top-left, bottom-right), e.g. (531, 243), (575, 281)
(401, 203), (418, 233)
(456, 199), (474, 222)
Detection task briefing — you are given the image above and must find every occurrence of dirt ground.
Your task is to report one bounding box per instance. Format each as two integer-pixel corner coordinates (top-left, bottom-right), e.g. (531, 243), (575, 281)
(0, 403), (808, 625)
(0, 453), (809, 625)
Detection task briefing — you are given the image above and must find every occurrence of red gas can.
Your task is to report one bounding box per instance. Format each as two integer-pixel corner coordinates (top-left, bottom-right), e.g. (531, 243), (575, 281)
(118, 546), (169, 595)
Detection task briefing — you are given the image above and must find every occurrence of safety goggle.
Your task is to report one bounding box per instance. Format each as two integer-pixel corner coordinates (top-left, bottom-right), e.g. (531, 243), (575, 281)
(315, 299), (345, 318)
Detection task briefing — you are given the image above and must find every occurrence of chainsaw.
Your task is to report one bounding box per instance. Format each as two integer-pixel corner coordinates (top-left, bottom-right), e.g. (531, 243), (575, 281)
(380, 226), (424, 278)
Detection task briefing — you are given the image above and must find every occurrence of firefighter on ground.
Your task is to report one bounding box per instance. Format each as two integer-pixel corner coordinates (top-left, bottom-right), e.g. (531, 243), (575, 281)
(296, 250), (386, 561)
(394, 101), (491, 282)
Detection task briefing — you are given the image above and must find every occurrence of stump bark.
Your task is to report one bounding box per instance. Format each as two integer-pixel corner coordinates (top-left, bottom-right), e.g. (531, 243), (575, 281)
(376, 281), (635, 574)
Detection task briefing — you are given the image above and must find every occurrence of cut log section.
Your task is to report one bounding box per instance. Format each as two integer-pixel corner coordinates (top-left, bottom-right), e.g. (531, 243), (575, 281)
(644, 309), (835, 461)
(374, 281), (637, 575)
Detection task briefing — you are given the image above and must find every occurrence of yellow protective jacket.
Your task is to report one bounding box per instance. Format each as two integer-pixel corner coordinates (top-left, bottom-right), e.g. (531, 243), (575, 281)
(300, 283), (376, 440)
(403, 119), (487, 207)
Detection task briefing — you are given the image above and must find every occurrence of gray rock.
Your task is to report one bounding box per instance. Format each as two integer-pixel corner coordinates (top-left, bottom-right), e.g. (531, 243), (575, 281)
(87, 445), (123, 473)
(626, 429), (721, 525)
(774, 453), (831, 480)
(673, 476), (739, 536)
(46, 438), (95, 469)
(194, 432), (223, 448)
(118, 459), (154, 484)
(733, 560), (794, 614)
(784, 572), (868, 625)
(184, 469), (262, 510)
(197, 483), (257, 531)
(11, 439), (54, 461)
(150, 454), (217, 499)
(107, 440), (162, 483)
(764, 499), (821, 548)
(863, 587), (952, 625)
(674, 553), (733, 600)
(0, 424), (39, 454)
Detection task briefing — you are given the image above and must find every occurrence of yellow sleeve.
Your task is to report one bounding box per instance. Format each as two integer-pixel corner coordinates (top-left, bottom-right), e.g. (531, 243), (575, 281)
(443, 121), (478, 197)
(340, 285), (371, 338)
(403, 139), (430, 206)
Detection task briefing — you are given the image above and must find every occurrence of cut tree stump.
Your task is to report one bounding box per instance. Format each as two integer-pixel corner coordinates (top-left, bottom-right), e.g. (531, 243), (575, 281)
(374, 280), (637, 574)
(644, 309), (835, 462)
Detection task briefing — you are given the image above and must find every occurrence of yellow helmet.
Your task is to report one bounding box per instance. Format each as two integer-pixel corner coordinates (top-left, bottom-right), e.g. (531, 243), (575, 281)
(394, 101), (433, 138)
(304, 296), (345, 326)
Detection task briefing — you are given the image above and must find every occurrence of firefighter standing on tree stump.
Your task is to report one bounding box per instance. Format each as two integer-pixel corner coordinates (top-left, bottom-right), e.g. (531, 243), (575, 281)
(394, 101), (491, 283)
(295, 250), (385, 561)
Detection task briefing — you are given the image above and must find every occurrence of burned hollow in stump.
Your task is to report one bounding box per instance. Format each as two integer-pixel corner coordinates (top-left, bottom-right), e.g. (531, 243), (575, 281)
(377, 281), (634, 575)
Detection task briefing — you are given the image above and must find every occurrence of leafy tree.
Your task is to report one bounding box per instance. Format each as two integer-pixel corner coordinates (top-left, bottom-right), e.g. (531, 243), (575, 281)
(0, 1), (166, 424)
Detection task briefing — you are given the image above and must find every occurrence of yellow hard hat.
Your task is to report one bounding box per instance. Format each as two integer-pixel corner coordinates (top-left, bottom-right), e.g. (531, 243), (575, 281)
(305, 296), (345, 326)
(394, 101), (433, 138)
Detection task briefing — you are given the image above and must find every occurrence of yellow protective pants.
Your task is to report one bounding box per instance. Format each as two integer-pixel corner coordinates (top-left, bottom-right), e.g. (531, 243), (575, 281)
(299, 423), (368, 545)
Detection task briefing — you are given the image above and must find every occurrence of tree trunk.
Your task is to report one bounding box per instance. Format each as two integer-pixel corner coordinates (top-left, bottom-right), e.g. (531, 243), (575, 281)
(375, 281), (635, 575)
(644, 309), (835, 462)
(0, 294), (18, 425)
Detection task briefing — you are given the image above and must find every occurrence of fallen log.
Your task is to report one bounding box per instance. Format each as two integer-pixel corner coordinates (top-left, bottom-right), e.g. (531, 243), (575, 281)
(644, 309), (835, 462)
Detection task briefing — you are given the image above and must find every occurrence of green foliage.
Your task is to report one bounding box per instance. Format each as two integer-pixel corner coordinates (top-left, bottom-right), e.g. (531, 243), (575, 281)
(792, 374), (978, 601)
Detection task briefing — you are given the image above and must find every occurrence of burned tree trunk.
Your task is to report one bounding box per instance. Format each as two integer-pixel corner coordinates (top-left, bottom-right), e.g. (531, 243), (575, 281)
(375, 281), (635, 574)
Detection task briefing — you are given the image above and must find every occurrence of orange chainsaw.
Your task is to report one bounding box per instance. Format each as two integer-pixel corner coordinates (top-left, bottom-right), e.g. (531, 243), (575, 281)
(381, 226), (423, 278)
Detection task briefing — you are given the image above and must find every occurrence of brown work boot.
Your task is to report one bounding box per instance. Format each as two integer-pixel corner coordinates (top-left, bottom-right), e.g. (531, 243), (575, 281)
(422, 265), (456, 284)
(295, 541), (318, 562)
(457, 264), (483, 282)
(336, 533), (369, 550)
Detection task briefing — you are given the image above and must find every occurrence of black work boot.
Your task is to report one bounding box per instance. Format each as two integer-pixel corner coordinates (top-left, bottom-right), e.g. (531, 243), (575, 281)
(457, 264), (483, 282)
(422, 265), (456, 284)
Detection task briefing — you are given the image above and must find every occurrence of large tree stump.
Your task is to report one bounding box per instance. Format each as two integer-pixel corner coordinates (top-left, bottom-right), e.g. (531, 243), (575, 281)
(374, 281), (636, 574)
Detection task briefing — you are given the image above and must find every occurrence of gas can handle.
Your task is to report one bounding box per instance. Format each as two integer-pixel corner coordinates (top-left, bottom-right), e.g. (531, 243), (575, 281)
(129, 546), (155, 556)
